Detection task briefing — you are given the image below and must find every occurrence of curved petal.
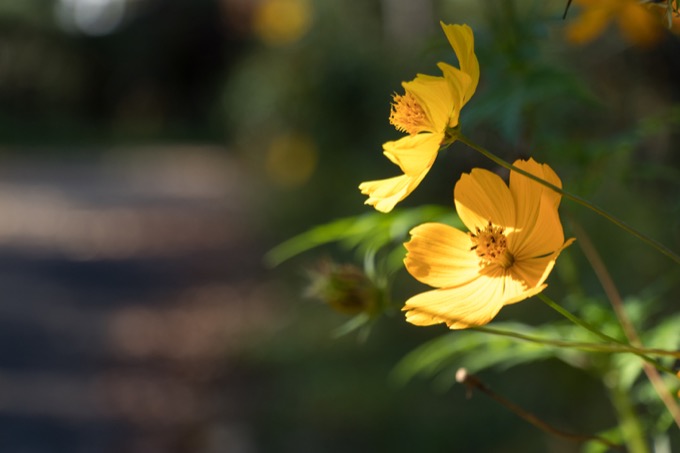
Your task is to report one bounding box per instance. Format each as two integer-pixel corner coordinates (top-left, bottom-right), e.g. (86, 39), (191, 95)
(440, 22), (479, 102)
(403, 74), (453, 133)
(508, 158), (564, 258)
(454, 168), (516, 233)
(359, 170), (429, 213)
(404, 222), (480, 288)
(382, 132), (442, 176)
(402, 272), (506, 329)
(436, 62), (472, 128)
(510, 158), (562, 210)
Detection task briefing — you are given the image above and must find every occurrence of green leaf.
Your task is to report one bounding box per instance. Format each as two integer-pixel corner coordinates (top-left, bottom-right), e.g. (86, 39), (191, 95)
(264, 205), (459, 267)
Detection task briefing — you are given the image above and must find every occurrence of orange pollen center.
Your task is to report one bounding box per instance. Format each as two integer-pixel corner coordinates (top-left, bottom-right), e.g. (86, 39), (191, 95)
(389, 92), (429, 135)
(469, 220), (514, 269)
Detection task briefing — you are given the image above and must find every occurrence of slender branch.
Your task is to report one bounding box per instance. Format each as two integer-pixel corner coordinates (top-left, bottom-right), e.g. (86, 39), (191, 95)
(472, 325), (680, 364)
(536, 294), (676, 375)
(455, 134), (680, 265)
(537, 293), (623, 345)
(571, 220), (680, 429)
(455, 368), (624, 451)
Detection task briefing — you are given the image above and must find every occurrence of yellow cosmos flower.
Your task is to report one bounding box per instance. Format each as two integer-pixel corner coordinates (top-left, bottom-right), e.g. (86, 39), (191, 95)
(566, 0), (663, 47)
(359, 22), (480, 213)
(402, 158), (575, 329)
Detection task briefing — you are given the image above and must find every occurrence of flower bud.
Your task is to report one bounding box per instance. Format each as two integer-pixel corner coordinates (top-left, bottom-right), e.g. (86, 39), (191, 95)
(306, 261), (381, 316)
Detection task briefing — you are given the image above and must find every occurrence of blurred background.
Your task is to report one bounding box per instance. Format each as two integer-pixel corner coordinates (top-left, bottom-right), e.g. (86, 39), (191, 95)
(0, 0), (678, 452)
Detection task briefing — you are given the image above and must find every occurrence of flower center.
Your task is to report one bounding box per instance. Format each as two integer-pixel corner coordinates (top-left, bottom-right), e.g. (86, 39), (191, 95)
(389, 92), (430, 135)
(469, 220), (514, 269)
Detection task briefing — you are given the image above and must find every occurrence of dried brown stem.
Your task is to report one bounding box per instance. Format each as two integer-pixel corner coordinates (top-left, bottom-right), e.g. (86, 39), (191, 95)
(455, 368), (624, 451)
(570, 220), (680, 429)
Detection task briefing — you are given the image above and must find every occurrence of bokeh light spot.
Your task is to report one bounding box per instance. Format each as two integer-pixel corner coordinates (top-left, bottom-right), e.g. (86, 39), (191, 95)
(265, 133), (318, 188)
(252, 0), (312, 46)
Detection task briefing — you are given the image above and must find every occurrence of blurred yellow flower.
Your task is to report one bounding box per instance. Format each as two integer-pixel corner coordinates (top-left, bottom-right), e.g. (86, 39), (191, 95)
(566, 0), (663, 47)
(402, 158), (575, 329)
(359, 22), (479, 213)
(253, 0), (312, 46)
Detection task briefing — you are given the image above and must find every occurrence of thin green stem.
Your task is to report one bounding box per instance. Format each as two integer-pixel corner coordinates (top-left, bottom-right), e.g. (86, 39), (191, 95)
(471, 325), (680, 363)
(537, 294), (676, 375)
(572, 219), (680, 428)
(609, 384), (650, 453)
(455, 134), (680, 265)
(537, 293), (622, 344)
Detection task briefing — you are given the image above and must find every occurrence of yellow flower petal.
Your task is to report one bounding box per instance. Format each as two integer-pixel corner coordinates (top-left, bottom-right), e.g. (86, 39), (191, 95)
(404, 222), (480, 288)
(358, 170), (429, 213)
(508, 158), (564, 258)
(510, 158), (562, 209)
(454, 168), (516, 232)
(440, 22), (480, 103)
(382, 132), (442, 176)
(436, 62), (471, 128)
(510, 237), (575, 296)
(402, 271), (506, 329)
(403, 74), (454, 134)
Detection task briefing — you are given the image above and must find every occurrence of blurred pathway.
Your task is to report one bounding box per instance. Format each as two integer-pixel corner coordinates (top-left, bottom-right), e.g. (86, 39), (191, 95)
(0, 145), (272, 453)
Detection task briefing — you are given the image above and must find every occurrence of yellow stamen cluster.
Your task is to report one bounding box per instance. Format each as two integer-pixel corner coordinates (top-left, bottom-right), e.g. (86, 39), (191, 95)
(389, 92), (429, 135)
(469, 220), (514, 269)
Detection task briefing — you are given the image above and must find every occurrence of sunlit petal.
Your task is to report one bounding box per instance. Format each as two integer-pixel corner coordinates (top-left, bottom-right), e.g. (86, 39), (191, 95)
(454, 169), (516, 232)
(403, 75), (454, 133)
(359, 171), (428, 213)
(440, 22), (479, 102)
(404, 223), (480, 288)
(403, 272), (506, 329)
(382, 132), (442, 176)
(508, 158), (563, 257)
(436, 62), (471, 128)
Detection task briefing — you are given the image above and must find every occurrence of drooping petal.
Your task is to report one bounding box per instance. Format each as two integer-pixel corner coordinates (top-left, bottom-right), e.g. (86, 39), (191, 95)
(454, 168), (516, 233)
(359, 170), (429, 213)
(436, 62), (471, 128)
(403, 74), (454, 134)
(440, 22), (479, 103)
(402, 271), (506, 329)
(404, 222), (480, 288)
(508, 158), (564, 257)
(382, 132), (442, 176)
(501, 281), (548, 306)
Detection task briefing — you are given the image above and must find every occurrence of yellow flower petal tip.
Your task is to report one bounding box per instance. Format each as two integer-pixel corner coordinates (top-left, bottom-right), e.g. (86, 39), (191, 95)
(360, 22), (480, 212)
(402, 158), (573, 330)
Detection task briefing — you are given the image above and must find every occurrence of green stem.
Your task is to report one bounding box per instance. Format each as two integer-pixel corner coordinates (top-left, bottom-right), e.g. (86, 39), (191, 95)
(609, 383), (650, 453)
(455, 134), (680, 265)
(537, 294), (676, 374)
(471, 325), (680, 363)
(537, 294), (621, 344)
